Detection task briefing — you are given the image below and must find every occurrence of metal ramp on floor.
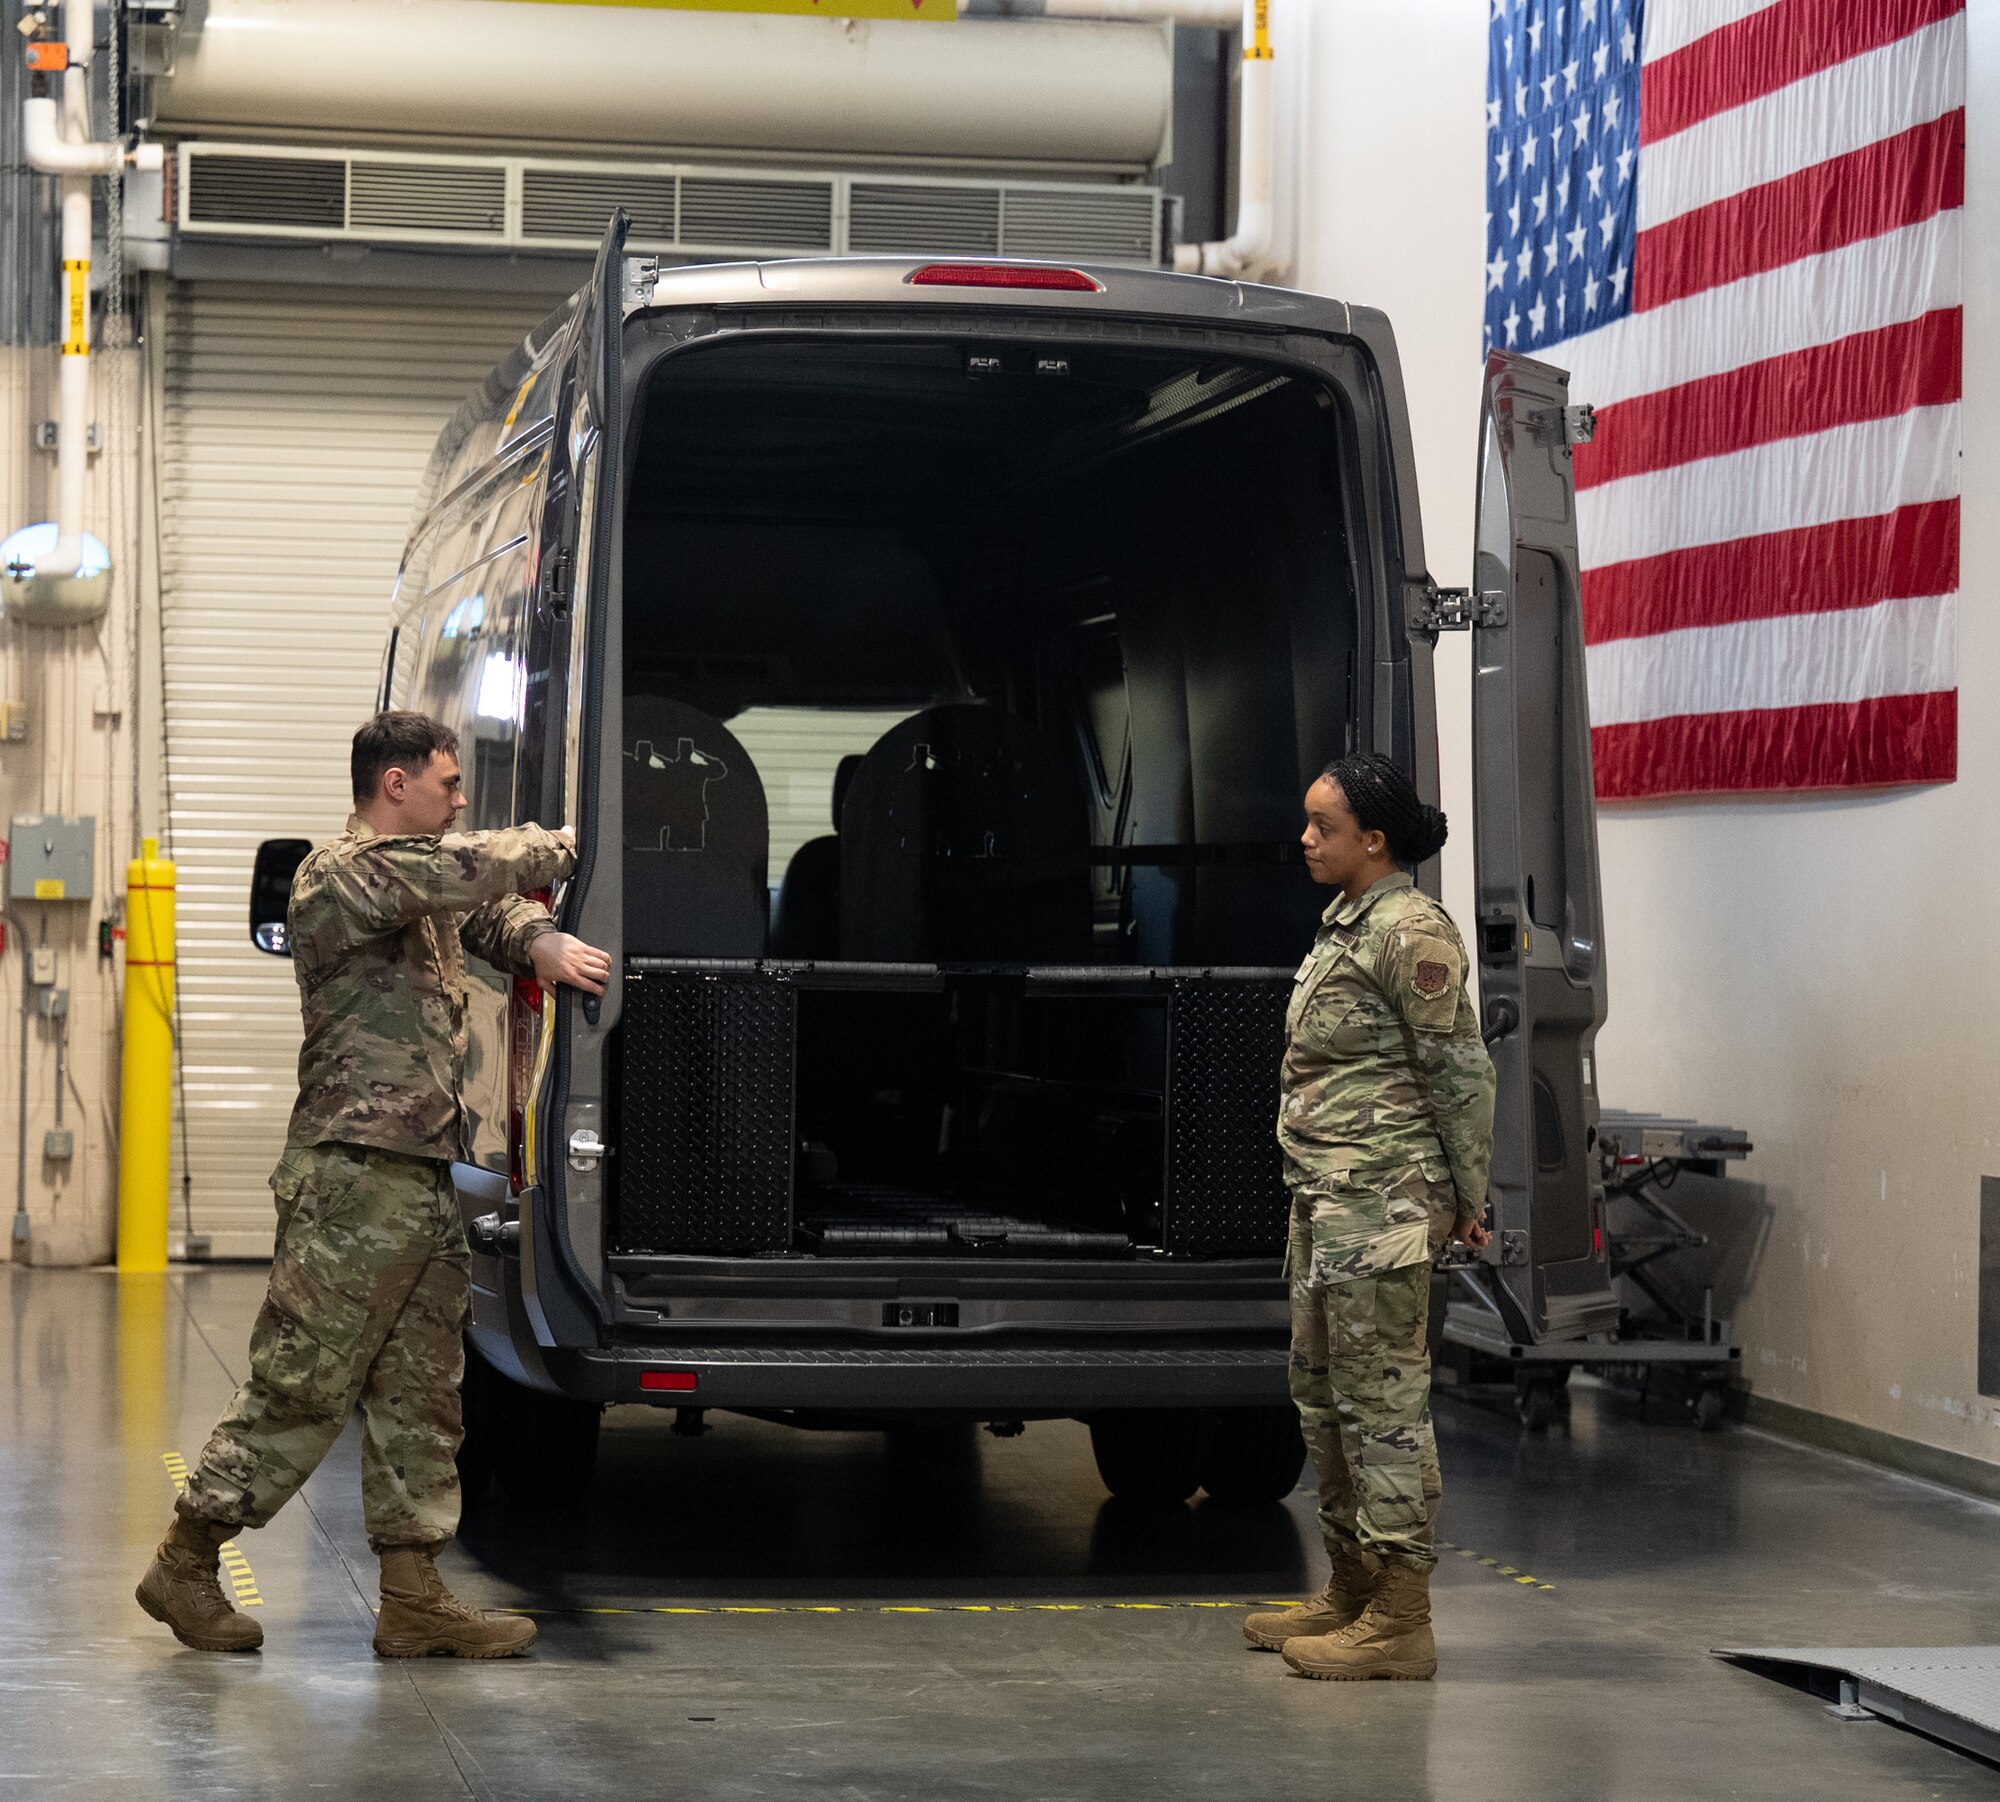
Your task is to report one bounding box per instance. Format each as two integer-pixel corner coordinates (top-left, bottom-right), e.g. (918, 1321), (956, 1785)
(1717, 1647), (2000, 1768)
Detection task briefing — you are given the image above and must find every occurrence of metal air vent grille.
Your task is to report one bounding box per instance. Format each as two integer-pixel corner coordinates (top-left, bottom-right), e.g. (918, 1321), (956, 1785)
(849, 182), (1000, 255)
(347, 162), (507, 236)
(680, 177), (834, 251)
(185, 153), (344, 229)
(177, 144), (1163, 268)
(1002, 186), (1159, 262)
(521, 168), (676, 245)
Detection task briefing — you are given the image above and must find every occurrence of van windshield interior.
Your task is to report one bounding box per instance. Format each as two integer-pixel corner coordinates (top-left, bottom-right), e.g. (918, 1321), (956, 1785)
(613, 330), (1365, 1261)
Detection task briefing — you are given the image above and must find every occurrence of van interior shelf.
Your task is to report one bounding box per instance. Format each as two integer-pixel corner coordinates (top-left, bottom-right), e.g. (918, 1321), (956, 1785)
(622, 958), (1296, 994)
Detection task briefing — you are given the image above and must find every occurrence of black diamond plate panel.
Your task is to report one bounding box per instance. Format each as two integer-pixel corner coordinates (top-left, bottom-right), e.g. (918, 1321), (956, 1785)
(1163, 980), (1289, 1258)
(617, 972), (795, 1254)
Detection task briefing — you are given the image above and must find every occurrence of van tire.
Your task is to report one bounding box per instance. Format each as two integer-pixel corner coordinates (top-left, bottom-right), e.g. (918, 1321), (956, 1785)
(1087, 1410), (1215, 1506)
(1200, 1407), (1307, 1505)
(495, 1382), (602, 1510)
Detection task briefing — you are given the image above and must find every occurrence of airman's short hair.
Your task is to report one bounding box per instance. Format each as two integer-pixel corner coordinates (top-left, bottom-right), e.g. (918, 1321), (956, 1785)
(352, 711), (459, 805)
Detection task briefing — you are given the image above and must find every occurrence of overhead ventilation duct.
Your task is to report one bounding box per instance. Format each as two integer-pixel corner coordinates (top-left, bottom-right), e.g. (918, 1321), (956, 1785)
(174, 145), (1165, 266)
(143, 0), (1174, 170)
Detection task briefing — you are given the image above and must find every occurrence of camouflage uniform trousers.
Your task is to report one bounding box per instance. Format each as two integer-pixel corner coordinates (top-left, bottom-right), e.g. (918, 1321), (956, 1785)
(1285, 1162), (1457, 1571)
(178, 1142), (470, 1552)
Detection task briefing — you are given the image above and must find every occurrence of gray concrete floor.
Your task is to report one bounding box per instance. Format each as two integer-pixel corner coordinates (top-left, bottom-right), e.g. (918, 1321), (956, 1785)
(3, 1266), (1997, 1801)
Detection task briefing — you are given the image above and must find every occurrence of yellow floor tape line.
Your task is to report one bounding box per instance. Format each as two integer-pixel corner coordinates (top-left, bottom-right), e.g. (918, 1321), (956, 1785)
(1436, 1539), (1556, 1591)
(504, 1587), (1547, 1619)
(160, 1452), (264, 1607)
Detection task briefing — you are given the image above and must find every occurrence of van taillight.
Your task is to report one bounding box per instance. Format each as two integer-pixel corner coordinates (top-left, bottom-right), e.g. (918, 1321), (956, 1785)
(907, 263), (1101, 293)
(507, 977), (543, 1194)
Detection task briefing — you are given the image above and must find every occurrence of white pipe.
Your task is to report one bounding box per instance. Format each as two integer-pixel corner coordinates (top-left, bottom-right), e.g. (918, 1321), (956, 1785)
(1172, 0), (1277, 279)
(19, 5), (162, 581)
(1039, 1), (1241, 22)
(21, 97), (120, 176)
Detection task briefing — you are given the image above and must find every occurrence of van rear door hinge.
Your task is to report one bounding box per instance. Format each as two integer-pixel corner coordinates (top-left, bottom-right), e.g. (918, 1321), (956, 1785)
(622, 255), (660, 311)
(1416, 585), (1508, 633)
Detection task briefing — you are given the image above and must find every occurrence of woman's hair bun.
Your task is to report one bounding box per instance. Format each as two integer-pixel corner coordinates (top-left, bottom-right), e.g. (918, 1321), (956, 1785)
(1321, 753), (1449, 865)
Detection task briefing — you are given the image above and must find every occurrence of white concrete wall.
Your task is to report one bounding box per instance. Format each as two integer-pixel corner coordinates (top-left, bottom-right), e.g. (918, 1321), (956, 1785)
(1275, 0), (1488, 1024)
(1273, 0), (1999, 1468)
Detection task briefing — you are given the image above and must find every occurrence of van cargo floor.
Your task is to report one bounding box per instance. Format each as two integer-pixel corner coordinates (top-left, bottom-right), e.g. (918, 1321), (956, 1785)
(798, 1188), (1133, 1257)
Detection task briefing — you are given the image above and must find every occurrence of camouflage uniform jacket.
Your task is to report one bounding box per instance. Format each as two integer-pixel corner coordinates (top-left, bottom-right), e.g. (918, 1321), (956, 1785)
(1279, 872), (1496, 1258)
(285, 816), (575, 1160)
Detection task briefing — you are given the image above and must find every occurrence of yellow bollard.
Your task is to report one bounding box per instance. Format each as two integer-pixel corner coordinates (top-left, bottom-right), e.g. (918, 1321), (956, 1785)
(117, 837), (176, 1273)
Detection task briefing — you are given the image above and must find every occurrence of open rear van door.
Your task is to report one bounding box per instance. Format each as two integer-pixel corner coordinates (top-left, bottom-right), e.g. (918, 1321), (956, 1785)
(1462, 349), (1618, 1343)
(518, 210), (630, 1351)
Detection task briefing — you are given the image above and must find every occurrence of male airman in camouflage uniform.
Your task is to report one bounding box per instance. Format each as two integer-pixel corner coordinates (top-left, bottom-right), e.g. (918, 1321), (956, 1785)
(1243, 755), (1494, 1681)
(137, 712), (610, 1657)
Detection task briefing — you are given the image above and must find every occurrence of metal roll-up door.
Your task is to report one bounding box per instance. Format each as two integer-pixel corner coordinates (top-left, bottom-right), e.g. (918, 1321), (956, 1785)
(157, 280), (564, 1257)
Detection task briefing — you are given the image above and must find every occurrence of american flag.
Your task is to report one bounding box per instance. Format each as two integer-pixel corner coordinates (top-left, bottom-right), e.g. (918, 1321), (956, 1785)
(1485, 0), (1965, 798)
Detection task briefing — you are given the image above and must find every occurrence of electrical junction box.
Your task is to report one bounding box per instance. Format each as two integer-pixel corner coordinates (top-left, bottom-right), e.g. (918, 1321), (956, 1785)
(7, 814), (93, 902)
(43, 1130), (73, 1163)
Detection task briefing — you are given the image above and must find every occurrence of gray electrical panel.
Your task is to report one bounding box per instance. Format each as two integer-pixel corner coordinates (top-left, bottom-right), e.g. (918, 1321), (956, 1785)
(7, 815), (95, 902)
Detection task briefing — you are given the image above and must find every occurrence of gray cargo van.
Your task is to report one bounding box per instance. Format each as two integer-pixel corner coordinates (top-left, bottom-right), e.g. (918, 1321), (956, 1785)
(251, 218), (1615, 1508)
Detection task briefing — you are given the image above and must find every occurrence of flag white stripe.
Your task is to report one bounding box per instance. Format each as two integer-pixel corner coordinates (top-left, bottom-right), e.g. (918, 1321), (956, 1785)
(1637, 17), (1964, 230)
(1641, 0), (1785, 64)
(1550, 212), (1960, 410)
(1576, 403), (1959, 569)
(1585, 592), (1956, 726)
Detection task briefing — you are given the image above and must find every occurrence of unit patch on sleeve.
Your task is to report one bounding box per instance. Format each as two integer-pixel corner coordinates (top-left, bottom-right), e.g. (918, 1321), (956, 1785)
(1413, 959), (1452, 999)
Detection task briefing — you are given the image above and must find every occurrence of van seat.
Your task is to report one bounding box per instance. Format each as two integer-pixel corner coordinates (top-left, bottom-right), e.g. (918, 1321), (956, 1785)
(837, 705), (1090, 964)
(770, 754), (862, 960)
(623, 697), (768, 958)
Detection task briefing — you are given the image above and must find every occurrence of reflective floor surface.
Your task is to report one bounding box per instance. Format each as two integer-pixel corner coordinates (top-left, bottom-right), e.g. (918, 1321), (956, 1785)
(3, 1266), (1997, 1800)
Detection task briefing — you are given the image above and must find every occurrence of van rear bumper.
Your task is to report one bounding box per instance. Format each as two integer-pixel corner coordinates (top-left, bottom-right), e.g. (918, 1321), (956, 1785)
(556, 1341), (1292, 1412)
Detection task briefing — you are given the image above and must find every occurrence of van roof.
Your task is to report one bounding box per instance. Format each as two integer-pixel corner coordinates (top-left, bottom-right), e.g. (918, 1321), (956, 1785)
(631, 255), (1357, 338)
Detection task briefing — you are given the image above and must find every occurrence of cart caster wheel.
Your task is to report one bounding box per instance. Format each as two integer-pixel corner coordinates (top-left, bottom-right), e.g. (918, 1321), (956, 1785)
(1517, 1379), (1558, 1433)
(1694, 1383), (1727, 1432)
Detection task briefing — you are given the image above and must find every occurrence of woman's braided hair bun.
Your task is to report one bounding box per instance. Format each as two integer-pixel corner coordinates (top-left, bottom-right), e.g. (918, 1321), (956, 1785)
(1322, 753), (1449, 864)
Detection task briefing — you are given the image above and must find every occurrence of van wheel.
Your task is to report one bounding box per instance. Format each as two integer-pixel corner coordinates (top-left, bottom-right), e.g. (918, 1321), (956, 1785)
(496, 1382), (602, 1509)
(1200, 1408), (1307, 1505)
(1088, 1410), (1215, 1506)
(455, 1342), (505, 1506)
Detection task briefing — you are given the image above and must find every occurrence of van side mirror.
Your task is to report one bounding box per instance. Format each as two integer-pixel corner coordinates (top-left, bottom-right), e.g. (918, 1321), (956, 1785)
(250, 838), (312, 956)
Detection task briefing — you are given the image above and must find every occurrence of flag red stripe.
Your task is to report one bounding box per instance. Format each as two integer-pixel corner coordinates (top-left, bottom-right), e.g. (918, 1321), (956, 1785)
(1592, 690), (1956, 799)
(1581, 501), (1959, 644)
(1574, 309), (1962, 490)
(1641, 0), (1963, 144)
(1633, 111), (1964, 311)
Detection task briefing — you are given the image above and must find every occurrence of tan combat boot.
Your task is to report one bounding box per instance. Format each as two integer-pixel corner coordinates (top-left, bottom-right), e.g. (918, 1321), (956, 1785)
(136, 1515), (265, 1652)
(372, 1545), (538, 1659)
(1243, 1533), (1374, 1650)
(1281, 1554), (1437, 1681)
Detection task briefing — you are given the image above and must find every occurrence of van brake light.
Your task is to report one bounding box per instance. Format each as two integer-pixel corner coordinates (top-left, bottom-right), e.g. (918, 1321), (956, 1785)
(908, 263), (1101, 293)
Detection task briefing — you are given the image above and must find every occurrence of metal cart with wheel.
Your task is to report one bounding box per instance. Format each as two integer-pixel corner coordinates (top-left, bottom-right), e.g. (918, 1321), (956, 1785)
(1440, 1110), (1753, 1430)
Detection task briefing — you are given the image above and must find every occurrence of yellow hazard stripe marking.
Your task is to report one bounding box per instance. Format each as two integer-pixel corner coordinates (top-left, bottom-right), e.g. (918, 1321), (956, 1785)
(501, 1595), (1487, 1620)
(1437, 1539), (1555, 1591)
(160, 1453), (264, 1607)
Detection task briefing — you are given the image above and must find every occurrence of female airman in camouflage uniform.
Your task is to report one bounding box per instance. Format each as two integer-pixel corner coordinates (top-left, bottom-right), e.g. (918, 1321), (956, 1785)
(1243, 754), (1495, 1681)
